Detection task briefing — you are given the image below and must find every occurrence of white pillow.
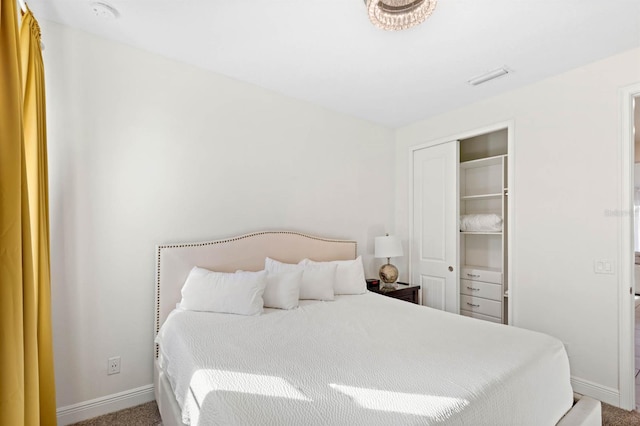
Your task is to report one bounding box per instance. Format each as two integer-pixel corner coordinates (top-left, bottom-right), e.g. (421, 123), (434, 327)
(180, 267), (267, 316)
(264, 257), (336, 301)
(298, 263), (337, 300)
(263, 270), (302, 310)
(264, 257), (301, 274)
(304, 256), (367, 295)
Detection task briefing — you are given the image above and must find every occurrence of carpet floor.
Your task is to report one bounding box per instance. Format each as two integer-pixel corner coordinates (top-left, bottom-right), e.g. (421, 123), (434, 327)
(70, 399), (640, 425)
(69, 401), (161, 425)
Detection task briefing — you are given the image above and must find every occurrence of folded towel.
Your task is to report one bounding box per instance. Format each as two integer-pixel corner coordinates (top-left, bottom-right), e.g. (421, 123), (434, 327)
(460, 214), (503, 232)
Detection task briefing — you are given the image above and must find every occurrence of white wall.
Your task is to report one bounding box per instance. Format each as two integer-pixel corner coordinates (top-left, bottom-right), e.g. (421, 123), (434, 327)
(395, 48), (640, 404)
(42, 21), (394, 415)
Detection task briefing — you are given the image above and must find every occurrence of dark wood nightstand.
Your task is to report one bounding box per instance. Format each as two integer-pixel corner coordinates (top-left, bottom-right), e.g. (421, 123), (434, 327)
(369, 283), (420, 304)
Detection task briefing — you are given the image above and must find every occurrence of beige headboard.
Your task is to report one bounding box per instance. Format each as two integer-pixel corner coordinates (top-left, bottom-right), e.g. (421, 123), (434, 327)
(154, 231), (357, 349)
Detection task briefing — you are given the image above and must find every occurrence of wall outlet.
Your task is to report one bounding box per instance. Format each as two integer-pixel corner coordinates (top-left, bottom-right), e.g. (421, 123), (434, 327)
(108, 356), (121, 375)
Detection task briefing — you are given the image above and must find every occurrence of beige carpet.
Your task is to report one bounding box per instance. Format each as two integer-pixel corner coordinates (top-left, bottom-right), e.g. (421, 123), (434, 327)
(69, 401), (161, 426)
(602, 402), (640, 425)
(70, 400), (640, 425)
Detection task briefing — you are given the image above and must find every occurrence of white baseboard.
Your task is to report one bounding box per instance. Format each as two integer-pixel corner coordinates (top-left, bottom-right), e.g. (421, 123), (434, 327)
(571, 376), (619, 407)
(56, 384), (155, 426)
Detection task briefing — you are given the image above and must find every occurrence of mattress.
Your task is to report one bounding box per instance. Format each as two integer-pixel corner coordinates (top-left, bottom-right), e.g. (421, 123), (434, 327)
(155, 292), (573, 425)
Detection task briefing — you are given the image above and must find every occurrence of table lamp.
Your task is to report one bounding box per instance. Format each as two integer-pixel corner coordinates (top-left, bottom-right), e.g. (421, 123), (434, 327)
(374, 234), (403, 289)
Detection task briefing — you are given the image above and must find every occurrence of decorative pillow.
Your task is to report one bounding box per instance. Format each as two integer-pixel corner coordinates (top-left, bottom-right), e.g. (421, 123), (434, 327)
(264, 257), (336, 301)
(304, 256), (367, 295)
(180, 267), (267, 316)
(264, 257), (301, 274)
(263, 270), (302, 310)
(298, 263), (337, 300)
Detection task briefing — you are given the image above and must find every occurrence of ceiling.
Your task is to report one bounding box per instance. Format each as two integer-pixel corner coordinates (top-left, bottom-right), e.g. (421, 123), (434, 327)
(28, 0), (640, 128)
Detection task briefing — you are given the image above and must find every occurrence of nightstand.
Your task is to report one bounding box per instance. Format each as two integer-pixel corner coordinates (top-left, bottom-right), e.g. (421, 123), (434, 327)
(369, 282), (420, 304)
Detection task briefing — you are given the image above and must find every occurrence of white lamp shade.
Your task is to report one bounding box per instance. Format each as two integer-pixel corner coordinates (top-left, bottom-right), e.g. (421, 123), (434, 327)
(374, 236), (403, 258)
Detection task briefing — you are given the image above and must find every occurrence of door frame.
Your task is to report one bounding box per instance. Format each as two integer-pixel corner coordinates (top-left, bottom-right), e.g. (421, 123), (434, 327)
(408, 120), (515, 320)
(618, 83), (640, 410)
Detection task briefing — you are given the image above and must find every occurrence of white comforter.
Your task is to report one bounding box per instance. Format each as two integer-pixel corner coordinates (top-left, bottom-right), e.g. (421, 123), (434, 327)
(155, 293), (573, 425)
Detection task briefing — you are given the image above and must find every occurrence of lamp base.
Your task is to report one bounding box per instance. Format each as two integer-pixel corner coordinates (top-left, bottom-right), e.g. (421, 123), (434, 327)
(379, 263), (399, 288)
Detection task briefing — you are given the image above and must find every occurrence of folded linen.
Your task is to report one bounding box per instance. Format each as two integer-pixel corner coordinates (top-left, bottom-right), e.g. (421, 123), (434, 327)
(460, 214), (503, 232)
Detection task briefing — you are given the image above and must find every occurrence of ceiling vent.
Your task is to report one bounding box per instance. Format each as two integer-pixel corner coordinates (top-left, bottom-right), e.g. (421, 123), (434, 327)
(468, 67), (510, 86)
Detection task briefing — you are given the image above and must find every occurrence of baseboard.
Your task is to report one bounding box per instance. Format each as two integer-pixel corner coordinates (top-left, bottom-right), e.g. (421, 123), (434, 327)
(56, 384), (155, 425)
(571, 376), (619, 407)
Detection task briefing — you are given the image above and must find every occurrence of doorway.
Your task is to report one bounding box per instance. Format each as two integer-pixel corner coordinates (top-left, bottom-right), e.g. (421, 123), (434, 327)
(633, 93), (640, 411)
(621, 84), (640, 411)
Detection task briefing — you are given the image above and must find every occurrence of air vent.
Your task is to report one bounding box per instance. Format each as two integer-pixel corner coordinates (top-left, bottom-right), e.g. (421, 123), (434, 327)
(468, 67), (510, 86)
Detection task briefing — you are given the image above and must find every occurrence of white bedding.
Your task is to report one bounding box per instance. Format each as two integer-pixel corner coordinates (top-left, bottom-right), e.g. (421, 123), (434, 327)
(155, 293), (573, 425)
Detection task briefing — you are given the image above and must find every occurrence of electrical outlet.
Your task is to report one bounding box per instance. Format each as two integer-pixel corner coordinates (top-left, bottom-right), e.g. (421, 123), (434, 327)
(108, 356), (121, 375)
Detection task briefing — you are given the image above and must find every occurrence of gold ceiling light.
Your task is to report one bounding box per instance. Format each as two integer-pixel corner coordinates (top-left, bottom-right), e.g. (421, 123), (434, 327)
(365, 0), (437, 31)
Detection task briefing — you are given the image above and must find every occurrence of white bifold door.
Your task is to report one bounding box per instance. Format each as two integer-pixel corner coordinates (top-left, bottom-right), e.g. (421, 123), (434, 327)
(412, 141), (459, 313)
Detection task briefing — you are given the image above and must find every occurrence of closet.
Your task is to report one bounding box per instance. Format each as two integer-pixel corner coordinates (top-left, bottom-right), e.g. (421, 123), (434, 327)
(458, 130), (508, 324)
(411, 127), (509, 325)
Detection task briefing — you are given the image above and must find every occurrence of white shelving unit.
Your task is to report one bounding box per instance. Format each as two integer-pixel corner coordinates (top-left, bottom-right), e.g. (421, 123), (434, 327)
(459, 133), (508, 324)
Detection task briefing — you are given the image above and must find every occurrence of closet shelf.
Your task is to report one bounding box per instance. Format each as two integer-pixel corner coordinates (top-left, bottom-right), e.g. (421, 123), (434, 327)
(460, 154), (506, 169)
(460, 231), (502, 235)
(461, 193), (502, 200)
(461, 265), (502, 273)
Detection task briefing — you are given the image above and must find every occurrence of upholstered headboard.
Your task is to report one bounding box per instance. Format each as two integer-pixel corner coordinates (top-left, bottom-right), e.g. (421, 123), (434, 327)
(154, 231), (357, 350)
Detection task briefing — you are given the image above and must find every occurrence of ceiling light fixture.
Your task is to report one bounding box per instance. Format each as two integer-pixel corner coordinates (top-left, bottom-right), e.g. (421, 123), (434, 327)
(468, 67), (510, 86)
(364, 0), (437, 31)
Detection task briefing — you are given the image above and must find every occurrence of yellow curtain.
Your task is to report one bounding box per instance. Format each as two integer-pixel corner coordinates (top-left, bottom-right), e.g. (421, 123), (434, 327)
(0, 1), (57, 424)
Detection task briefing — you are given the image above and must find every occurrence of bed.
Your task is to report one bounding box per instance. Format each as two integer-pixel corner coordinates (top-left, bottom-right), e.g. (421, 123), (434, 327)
(154, 231), (601, 426)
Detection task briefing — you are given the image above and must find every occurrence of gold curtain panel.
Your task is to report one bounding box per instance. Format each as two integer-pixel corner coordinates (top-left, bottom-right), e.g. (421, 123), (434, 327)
(0, 2), (56, 425)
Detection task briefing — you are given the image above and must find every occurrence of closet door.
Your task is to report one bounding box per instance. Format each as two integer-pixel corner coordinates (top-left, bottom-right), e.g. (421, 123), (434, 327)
(412, 141), (458, 313)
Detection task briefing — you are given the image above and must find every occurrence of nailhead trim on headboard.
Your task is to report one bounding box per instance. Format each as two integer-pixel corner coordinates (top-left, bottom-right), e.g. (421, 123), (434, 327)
(154, 230), (357, 358)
